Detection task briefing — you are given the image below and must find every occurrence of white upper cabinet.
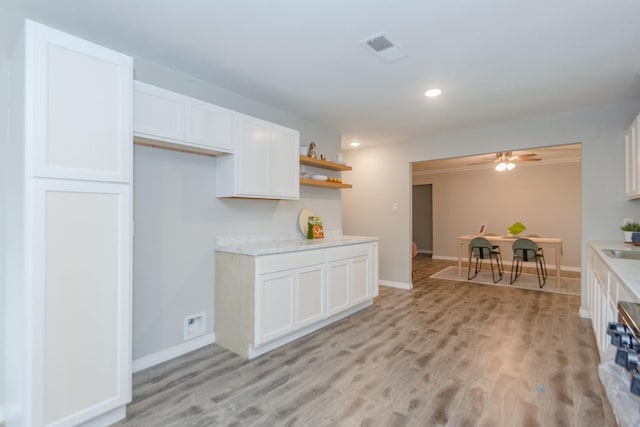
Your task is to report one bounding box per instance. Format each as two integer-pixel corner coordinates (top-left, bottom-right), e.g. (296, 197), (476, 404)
(216, 114), (300, 200)
(133, 81), (234, 155)
(29, 20), (132, 182)
(626, 114), (640, 199)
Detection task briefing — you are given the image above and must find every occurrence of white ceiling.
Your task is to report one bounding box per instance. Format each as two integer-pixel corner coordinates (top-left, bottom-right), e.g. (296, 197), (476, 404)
(412, 143), (582, 174)
(2, 1), (640, 151)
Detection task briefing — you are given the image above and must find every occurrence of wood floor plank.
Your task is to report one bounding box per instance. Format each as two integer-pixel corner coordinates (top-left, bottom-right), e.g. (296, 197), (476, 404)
(113, 255), (617, 427)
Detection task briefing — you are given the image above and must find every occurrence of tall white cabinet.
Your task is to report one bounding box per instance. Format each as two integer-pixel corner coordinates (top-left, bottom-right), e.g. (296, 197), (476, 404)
(4, 20), (132, 427)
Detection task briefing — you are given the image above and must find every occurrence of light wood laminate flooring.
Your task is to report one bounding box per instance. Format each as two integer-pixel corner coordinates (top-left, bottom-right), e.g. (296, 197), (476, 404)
(114, 255), (616, 427)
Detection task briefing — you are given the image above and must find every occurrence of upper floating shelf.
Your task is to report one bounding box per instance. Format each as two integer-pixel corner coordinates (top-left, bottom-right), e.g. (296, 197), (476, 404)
(299, 156), (352, 171)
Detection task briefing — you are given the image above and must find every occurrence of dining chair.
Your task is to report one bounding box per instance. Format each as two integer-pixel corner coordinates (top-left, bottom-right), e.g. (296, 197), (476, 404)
(467, 237), (503, 283)
(510, 238), (548, 288)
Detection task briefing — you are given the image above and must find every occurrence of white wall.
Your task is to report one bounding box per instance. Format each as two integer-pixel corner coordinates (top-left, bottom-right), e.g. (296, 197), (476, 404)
(413, 160), (582, 268)
(343, 102), (640, 311)
(132, 58), (342, 361)
(0, 36), (8, 422)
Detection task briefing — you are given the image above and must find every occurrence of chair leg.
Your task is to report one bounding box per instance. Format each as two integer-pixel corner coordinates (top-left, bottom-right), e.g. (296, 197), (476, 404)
(468, 255), (479, 280)
(536, 257), (547, 288)
(510, 258), (523, 284)
(509, 258), (517, 284)
(489, 256), (502, 283)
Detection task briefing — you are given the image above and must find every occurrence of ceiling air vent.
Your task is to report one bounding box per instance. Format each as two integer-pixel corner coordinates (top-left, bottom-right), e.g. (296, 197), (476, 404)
(361, 32), (407, 63)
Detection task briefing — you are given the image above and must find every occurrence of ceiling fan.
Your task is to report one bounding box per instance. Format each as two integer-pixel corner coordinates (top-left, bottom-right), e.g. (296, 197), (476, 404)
(468, 151), (542, 171)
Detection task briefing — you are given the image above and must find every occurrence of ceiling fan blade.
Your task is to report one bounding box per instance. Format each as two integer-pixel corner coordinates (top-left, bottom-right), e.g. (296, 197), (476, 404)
(516, 157), (542, 161)
(514, 153), (537, 157)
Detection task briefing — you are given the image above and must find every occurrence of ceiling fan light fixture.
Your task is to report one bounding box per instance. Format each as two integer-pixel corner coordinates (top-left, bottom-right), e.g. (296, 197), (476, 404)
(495, 162), (507, 172)
(350, 140), (361, 147)
(506, 162), (516, 171)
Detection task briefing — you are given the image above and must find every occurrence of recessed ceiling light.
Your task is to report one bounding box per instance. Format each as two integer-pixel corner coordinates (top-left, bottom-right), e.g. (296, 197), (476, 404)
(424, 88), (443, 98)
(350, 141), (361, 147)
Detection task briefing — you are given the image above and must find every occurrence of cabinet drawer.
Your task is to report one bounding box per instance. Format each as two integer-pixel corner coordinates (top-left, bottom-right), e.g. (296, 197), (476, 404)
(258, 249), (325, 274)
(327, 243), (369, 261)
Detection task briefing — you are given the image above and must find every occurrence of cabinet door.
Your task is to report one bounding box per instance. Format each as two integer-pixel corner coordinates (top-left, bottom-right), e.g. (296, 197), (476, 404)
(350, 256), (370, 306)
(33, 179), (131, 425)
(295, 265), (325, 328)
(327, 260), (350, 316)
(236, 115), (270, 196)
(134, 81), (184, 142)
(269, 125), (300, 199)
(30, 21), (132, 183)
(257, 271), (295, 345)
(626, 116), (640, 199)
(186, 99), (234, 152)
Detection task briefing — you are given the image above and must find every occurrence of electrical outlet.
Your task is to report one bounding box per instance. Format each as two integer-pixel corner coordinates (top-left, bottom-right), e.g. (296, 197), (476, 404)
(184, 312), (205, 340)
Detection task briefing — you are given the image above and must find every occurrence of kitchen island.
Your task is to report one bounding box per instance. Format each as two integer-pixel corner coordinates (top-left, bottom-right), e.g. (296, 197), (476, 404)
(215, 235), (379, 359)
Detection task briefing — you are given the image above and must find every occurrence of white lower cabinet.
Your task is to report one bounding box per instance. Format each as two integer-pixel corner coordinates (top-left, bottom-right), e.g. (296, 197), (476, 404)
(295, 265), (325, 328)
(257, 271), (295, 345)
(586, 244), (639, 357)
(215, 241), (378, 359)
(327, 260), (350, 316)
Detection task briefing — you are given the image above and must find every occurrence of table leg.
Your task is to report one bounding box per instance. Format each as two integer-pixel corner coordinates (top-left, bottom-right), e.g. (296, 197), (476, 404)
(555, 244), (561, 288)
(458, 240), (462, 277)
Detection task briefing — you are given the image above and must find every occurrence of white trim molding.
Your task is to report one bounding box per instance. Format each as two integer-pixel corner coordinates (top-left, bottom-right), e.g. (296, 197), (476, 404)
(379, 280), (412, 290)
(133, 333), (215, 373)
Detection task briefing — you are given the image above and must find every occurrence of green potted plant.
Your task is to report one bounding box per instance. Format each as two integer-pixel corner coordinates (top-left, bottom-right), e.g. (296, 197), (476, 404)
(621, 222), (640, 243)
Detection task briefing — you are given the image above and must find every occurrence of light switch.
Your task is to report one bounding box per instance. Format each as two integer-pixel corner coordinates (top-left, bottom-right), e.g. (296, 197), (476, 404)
(392, 202), (399, 211)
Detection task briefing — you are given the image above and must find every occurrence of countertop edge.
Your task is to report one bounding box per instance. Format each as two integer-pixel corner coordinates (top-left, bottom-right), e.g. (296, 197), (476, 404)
(216, 235), (380, 256)
(587, 240), (640, 301)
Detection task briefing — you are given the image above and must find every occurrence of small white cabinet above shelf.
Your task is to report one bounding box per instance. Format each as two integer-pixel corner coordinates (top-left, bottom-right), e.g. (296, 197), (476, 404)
(216, 114), (300, 200)
(133, 81), (235, 156)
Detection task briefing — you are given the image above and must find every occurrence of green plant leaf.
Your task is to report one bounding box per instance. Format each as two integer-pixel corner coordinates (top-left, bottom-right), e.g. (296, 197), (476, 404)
(508, 222), (527, 235)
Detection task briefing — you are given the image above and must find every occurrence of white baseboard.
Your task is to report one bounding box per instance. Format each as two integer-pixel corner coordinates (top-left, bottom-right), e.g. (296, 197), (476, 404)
(379, 280), (412, 290)
(133, 333), (215, 373)
(432, 255), (457, 261)
(579, 307), (591, 319)
(417, 249), (432, 254)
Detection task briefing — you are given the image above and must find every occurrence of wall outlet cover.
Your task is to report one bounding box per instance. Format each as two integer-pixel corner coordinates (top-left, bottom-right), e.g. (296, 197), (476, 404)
(184, 312), (206, 340)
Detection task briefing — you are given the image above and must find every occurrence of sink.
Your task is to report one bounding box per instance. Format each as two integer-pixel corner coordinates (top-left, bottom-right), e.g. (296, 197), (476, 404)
(602, 249), (640, 260)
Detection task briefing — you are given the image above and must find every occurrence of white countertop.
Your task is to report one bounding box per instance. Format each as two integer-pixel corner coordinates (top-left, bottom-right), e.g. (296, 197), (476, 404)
(216, 235), (380, 256)
(588, 240), (640, 300)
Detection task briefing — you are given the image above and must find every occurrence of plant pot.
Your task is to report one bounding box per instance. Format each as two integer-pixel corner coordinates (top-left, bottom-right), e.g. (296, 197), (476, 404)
(624, 231), (633, 243)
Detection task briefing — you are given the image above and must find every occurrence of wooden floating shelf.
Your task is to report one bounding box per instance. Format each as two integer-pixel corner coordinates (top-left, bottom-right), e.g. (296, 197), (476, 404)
(299, 156), (352, 171)
(300, 178), (352, 189)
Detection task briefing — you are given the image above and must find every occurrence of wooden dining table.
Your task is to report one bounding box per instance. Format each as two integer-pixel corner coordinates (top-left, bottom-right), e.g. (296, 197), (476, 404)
(457, 235), (563, 287)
